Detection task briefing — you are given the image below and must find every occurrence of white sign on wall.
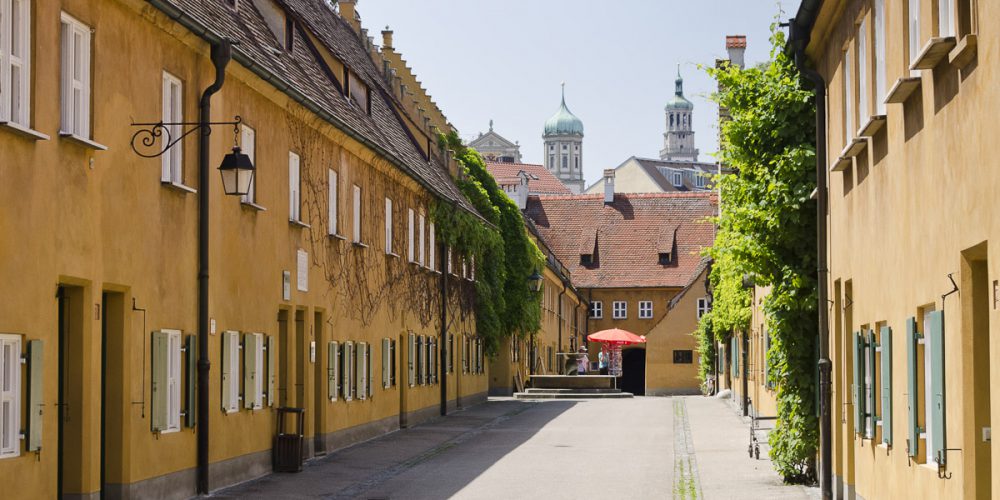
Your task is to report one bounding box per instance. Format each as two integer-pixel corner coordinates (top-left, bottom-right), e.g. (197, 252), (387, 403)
(297, 249), (308, 292)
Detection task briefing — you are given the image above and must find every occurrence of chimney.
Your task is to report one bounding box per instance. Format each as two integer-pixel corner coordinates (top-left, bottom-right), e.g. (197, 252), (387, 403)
(381, 26), (393, 49)
(603, 169), (615, 204)
(338, 0), (360, 33)
(726, 35), (747, 69)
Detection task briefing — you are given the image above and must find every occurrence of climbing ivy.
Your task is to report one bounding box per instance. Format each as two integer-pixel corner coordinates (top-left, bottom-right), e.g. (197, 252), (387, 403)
(431, 132), (544, 356)
(701, 26), (818, 482)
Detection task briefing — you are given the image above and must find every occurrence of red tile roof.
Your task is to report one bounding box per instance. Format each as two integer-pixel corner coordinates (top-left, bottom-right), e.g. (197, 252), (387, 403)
(524, 192), (717, 289)
(484, 161), (573, 195)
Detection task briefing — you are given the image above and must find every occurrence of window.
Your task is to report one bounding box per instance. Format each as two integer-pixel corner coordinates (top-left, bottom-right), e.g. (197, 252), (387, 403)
(561, 155), (567, 170)
(407, 333), (416, 386)
(672, 171), (682, 187)
(429, 223), (436, 271)
(659, 252), (672, 265)
(696, 298), (710, 319)
(342, 341), (354, 401)
(161, 72), (184, 184)
(288, 152), (301, 222)
(673, 350), (693, 364)
(580, 254), (593, 266)
(347, 71), (369, 113)
(874, 0), (887, 115)
(638, 301), (653, 319)
(939, 0), (954, 37)
(356, 342), (367, 400)
(384, 198), (393, 254)
(574, 157), (579, 170)
(382, 338), (392, 389)
(60, 13), (91, 138)
(418, 213), (426, 266)
(352, 185), (361, 243)
(908, 0), (921, 74)
(612, 301), (627, 319)
(407, 209), (415, 262)
(843, 47), (853, 143)
(327, 341), (339, 401)
(695, 173), (706, 189)
(548, 154), (554, 169)
(328, 169), (338, 235)
(429, 337), (437, 384)
(244, 333), (264, 410)
(562, 144), (567, 150)
(151, 330), (182, 433)
(240, 126), (257, 204)
(1, 0), (30, 126)
(589, 301), (602, 319)
(222, 331), (240, 414)
(0, 335), (21, 458)
(857, 18), (868, 128)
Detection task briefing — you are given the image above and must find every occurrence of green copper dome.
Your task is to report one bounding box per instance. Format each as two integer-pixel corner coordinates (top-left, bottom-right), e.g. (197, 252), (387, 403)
(666, 67), (693, 111)
(543, 84), (584, 136)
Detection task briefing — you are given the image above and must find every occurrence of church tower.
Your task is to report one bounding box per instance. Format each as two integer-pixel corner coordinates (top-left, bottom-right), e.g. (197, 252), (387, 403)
(543, 83), (585, 194)
(660, 67), (698, 162)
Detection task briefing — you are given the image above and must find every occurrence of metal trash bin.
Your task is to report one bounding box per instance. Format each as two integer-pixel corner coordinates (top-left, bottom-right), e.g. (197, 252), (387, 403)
(273, 407), (305, 472)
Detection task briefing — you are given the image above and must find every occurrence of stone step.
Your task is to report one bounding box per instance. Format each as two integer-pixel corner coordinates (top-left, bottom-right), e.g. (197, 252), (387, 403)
(524, 388), (622, 394)
(513, 391), (634, 400)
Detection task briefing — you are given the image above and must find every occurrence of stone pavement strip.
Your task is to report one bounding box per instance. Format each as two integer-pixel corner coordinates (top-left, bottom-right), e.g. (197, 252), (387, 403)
(214, 396), (816, 500)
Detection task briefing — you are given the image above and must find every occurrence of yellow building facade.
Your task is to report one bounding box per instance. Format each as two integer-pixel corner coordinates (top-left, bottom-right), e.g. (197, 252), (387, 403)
(798, 0), (996, 497)
(0, 0), (488, 497)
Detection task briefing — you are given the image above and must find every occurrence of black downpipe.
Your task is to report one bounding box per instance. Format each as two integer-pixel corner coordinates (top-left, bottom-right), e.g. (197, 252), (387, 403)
(197, 40), (232, 495)
(439, 151), (452, 417)
(789, 12), (831, 497)
(742, 332), (749, 416)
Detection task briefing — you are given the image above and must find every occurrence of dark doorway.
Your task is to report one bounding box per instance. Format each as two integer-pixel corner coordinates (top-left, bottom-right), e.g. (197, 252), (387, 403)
(101, 292), (125, 498)
(621, 348), (646, 396)
(57, 285), (85, 498)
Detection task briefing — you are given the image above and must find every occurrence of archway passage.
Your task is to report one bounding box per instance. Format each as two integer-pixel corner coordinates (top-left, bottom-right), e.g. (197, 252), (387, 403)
(621, 348), (646, 396)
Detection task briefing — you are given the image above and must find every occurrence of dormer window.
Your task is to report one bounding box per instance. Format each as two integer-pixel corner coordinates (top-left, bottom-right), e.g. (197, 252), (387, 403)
(347, 71), (371, 114)
(695, 173), (706, 188)
(672, 171), (682, 187)
(580, 254), (593, 266)
(658, 252), (672, 265)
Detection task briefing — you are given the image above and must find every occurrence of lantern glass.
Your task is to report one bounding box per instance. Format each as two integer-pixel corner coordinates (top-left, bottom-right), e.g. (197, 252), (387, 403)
(218, 146), (255, 196)
(527, 271), (544, 292)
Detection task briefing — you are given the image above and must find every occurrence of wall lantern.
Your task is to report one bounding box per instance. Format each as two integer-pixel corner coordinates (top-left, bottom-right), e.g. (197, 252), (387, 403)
(218, 145), (255, 196)
(527, 271), (544, 292)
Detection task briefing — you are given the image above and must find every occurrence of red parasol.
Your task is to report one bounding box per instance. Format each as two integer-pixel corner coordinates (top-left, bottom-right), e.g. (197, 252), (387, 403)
(587, 328), (647, 346)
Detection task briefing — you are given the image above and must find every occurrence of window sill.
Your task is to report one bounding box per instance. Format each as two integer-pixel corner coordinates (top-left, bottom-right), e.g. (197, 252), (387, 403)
(840, 137), (867, 159)
(884, 76), (922, 104)
(328, 233), (348, 241)
(949, 34), (978, 68)
(240, 201), (267, 212)
(289, 219), (311, 229)
(910, 37), (957, 70)
(857, 115), (886, 138)
(59, 132), (108, 151)
(0, 122), (50, 141)
(162, 181), (197, 194)
(386, 251), (400, 258)
(830, 157), (851, 172)
(352, 241), (369, 249)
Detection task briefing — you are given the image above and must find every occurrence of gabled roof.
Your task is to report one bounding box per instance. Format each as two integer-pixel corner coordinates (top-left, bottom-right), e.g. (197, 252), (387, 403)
(469, 130), (518, 150)
(484, 161), (573, 195)
(583, 156), (719, 194)
(151, 0), (476, 214)
(524, 192), (717, 289)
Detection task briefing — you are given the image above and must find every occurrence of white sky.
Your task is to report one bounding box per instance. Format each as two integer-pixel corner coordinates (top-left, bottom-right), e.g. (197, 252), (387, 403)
(358, 1), (799, 187)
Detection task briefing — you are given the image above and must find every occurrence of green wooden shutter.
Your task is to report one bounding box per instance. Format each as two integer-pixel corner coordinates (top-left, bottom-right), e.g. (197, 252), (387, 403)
(907, 317), (920, 457)
(382, 338), (390, 389)
(853, 331), (864, 436)
(867, 329), (877, 435)
(267, 335), (276, 407)
(880, 326), (892, 446)
(151, 331), (169, 432)
(27, 340), (43, 451)
(367, 343), (373, 398)
(221, 332), (231, 412)
(928, 310), (946, 464)
(327, 341), (337, 401)
(408, 333), (415, 386)
(356, 343), (366, 400)
(185, 335), (197, 427)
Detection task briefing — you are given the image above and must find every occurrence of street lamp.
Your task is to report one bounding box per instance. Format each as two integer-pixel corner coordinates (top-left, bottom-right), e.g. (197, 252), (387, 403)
(218, 145), (255, 196)
(527, 271), (543, 292)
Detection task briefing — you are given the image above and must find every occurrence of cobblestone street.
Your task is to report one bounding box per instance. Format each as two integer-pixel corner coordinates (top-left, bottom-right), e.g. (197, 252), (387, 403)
(215, 396), (817, 499)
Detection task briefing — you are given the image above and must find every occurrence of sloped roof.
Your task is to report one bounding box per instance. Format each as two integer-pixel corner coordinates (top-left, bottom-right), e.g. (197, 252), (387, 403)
(153, 0), (476, 214)
(469, 130), (518, 150)
(633, 157), (716, 192)
(484, 161), (573, 195)
(524, 192), (717, 289)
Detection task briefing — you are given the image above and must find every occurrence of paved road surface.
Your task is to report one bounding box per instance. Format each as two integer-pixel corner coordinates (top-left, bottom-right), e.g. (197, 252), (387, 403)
(215, 396), (816, 499)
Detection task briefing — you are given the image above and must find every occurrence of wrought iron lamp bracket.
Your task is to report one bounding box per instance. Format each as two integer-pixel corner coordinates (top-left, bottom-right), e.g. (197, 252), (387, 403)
(130, 116), (242, 158)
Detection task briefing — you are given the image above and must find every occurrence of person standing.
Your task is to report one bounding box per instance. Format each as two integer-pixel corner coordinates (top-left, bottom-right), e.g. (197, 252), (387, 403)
(576, 346), (589, 375)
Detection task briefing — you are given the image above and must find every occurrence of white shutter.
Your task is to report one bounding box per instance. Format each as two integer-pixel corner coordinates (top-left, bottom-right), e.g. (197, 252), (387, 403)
(0, 335), (22, 458)
(352, 185), (362, 243)
(343, 342), (353, 401)
(408, 333), (416, 387)
(328, 169), (338, 235)
(429, 222), (436, 271)
(60, 14), (91, 138)
(418, 214), (426, 266)
(329, 341), (339, 401)
(222, 331), (240, 414)
(166, 331), (182, 431)
(407, 209), (415, 262)
(161, 72), (183, 183)
(289, 152), (300, 221)
(385, 198), (393, 254)
(382, 338), (391, 389)
(240, 126), (257, 203)
(357, 343), (367, 401)
(6, 0), (29, 126)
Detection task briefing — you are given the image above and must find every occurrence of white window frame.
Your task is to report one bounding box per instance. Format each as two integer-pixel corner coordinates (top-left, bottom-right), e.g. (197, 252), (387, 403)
(223, 331), (240, 414)
(240, 125), (257, 204)
(288, 151), (301, 222)
(922, 310), (936, 464)
(938, 0), (954, 37)
(428, 222), (436, 271)
(248, 333), (264, 410)
(874, 0), (887, 115)
(60, 13), (91, 139)
(843, 47), (853, 144)
(343, 341), (354, 401)
(352, 184), (362, 243)
(612, 301), (627, 320)
(638, 301), (653, 319)
(697, 297), (710, 319)
(1, 0), (31, 126)
(857, 18), (869, 128)
(328, 169), (338, 235)
(384, 197), (393, 254)
(909, 0), (921, 75)
(864, 334), (875, 439)
(672, 171), (682, 187)
(357, 342), (368, 401)
(407, 209), (415, 263)
(590, 301), (603, 319)
(165, 330), (182, 433)
(0, 334), (22, 458)
(418, 213), (426, 266)
(161, 72), (184, 184)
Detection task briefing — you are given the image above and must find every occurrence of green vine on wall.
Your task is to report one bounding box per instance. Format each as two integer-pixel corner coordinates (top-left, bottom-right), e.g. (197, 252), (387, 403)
(700, 26), (818, 482)
(432, 132), (544, 357)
